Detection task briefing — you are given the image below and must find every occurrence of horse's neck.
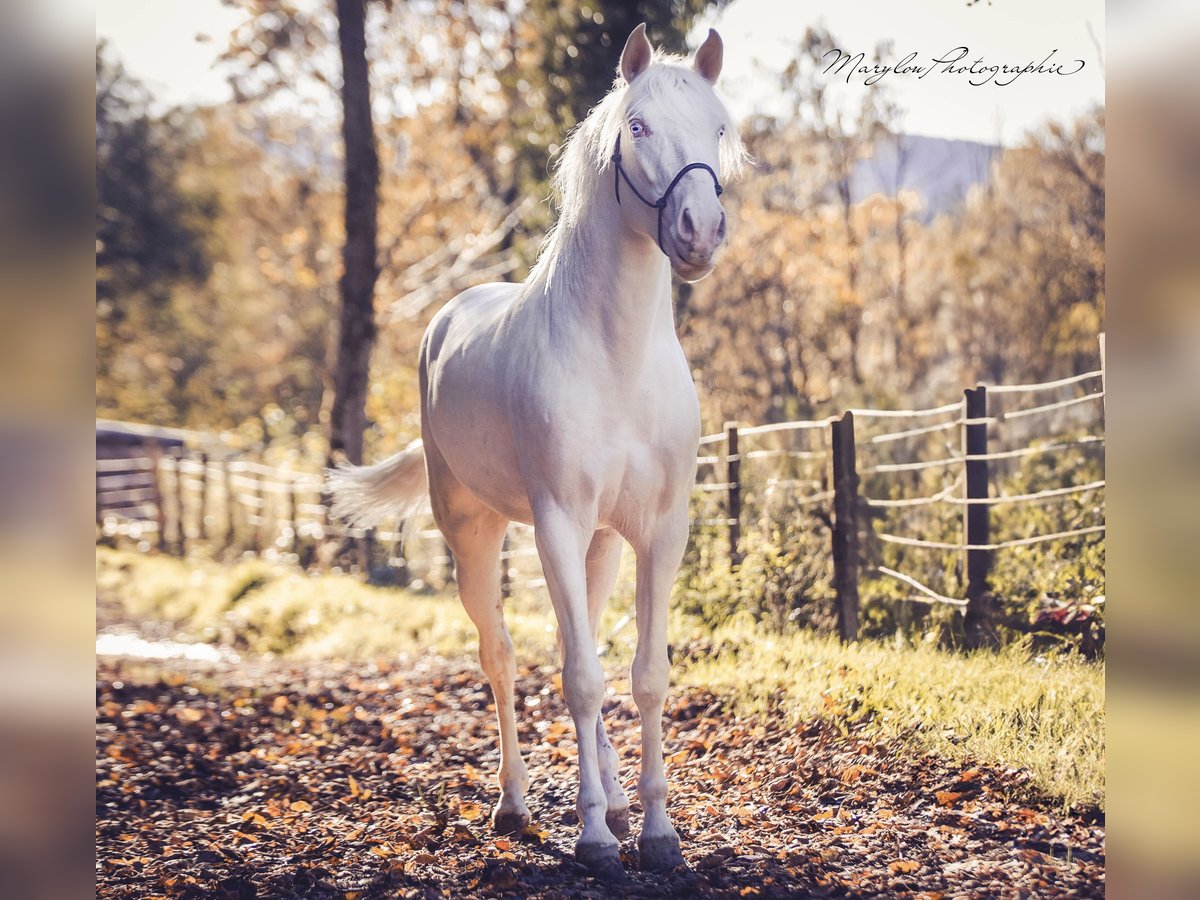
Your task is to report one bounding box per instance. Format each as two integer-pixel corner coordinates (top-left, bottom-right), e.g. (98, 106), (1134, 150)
(526, 179), (674, 378)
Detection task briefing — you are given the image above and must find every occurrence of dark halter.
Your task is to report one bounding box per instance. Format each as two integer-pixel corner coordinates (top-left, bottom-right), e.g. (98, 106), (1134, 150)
(611, 135), (724, 255)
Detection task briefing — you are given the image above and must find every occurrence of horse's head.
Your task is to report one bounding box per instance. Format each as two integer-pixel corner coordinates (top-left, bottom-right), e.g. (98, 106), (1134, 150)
(613, 23), (741, 283)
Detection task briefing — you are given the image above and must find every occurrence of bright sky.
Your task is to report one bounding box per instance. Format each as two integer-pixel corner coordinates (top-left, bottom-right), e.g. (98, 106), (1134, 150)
(96, 0), (1104, 145)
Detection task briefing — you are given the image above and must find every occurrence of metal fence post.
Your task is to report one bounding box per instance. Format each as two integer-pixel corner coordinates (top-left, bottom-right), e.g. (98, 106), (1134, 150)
(963, 386), (993, 648)
(830, 412), (860, 642)
(725, 421), (742, 567)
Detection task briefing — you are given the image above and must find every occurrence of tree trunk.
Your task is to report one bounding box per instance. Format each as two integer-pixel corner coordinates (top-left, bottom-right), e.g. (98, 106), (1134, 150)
(329, 0), (379, 467)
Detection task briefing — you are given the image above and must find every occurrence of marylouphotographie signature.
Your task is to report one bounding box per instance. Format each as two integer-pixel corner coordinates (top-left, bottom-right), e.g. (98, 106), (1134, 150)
(823, 47), (1086, 87)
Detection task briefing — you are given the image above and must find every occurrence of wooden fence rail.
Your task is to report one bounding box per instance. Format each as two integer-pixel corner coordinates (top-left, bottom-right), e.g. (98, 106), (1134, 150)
(97, 336), (1106, 647)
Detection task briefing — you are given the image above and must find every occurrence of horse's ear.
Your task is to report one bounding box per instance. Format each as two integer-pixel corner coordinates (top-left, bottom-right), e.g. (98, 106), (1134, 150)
(693, 28), (723, 84)
(620, 22), (653, 84)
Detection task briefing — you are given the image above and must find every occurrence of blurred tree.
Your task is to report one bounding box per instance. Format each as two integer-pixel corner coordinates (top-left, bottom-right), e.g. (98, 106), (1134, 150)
(218, 0), (528, 456)
(96, 45), (220, 424)
(780, 26), (893, 387)
(328, 0), (380, 467)
(938, 107), (1105, 386)
(96, 44), (215, 316)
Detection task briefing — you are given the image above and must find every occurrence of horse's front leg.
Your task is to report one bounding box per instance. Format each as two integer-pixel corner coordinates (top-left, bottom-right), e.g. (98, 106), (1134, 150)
(534, 503), (623, 878)
(632, 512), (689, 872)
(585, 527), (631, 839)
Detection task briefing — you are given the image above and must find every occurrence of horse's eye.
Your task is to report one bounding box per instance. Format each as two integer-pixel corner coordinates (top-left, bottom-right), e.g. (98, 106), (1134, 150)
(718, 125), (726, 138)
(630, 119), (646, 137)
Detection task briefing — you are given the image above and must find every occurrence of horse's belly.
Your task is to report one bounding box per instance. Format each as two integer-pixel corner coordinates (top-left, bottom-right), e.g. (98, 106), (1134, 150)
(430, 402), (534, 524)
(422, 285), (535, 523)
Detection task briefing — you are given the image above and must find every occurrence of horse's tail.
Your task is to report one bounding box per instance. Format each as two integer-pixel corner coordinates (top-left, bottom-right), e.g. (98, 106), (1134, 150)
(325, 440), (429, 529)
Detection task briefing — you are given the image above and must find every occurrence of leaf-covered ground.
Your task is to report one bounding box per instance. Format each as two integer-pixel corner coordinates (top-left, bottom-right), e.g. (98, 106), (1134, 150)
(96, 649), (1104, 898)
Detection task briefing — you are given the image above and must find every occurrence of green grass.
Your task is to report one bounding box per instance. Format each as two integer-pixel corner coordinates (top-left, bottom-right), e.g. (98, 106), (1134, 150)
(96, 547), (1104, 812)
(665, 614), (1104, 812)
(96, 547), (558, 660)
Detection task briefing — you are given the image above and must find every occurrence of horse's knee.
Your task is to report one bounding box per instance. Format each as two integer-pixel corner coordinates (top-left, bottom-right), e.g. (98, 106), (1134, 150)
(562, 652), (604, 716)
(631, 654), (669, 711)
(479, 629), (515, 675)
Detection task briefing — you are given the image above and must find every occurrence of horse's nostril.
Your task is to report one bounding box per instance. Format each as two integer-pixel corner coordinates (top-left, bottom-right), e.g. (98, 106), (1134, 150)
(679, 207), (696, 242)
(716, 210), (727, 243)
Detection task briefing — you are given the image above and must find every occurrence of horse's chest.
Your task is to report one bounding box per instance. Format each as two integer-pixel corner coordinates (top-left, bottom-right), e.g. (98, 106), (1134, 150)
(592, 389), (698, 519)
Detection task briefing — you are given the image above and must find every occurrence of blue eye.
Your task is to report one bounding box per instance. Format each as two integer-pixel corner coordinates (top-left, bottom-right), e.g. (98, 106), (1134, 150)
(630, 119), (646, 137)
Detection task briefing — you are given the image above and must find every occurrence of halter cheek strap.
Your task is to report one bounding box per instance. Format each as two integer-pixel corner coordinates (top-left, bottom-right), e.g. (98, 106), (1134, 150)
(612, 135), (724, 255)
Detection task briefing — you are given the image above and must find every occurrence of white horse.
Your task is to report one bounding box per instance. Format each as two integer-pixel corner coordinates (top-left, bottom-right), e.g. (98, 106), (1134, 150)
(328, 23), (745, 878)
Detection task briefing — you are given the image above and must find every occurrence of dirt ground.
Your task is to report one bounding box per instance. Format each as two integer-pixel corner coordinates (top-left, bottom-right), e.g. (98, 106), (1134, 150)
(95, 639), (1103, 899)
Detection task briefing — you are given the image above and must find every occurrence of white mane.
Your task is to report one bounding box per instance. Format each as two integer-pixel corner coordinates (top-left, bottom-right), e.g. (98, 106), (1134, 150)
(526, 52), (748, 296)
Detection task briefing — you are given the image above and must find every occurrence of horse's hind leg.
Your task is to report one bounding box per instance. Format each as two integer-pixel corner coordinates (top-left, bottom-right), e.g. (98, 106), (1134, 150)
(585, 528), (630, 839)
(428, 467), (529, 833)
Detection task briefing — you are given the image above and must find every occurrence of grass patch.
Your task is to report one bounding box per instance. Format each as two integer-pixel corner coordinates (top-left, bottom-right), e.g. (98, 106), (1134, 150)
(96, 547), (556, 661)
(665, 613), (1104, 813)
(96, 547), (1103, 812)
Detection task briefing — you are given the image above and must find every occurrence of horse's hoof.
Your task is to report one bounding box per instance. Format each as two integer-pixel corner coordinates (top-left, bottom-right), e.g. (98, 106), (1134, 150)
(492, 807), (530, 835)
(606, 806), (631, 840)
(639, 833), (685, 872)
(576, 841), (626, 880)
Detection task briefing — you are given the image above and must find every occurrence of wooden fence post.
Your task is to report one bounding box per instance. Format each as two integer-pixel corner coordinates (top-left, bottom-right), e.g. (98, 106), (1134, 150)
(284, 478), (297, 555)
(442, 539), (455, 587)
(172, 448), (187, 556)
(962, 386), (993, 649)
(197, 452), (209, 545)
(830, 412), (860, 642)
(499, 530), (511, 599)
(362, 527), (377, 576)
(252, 462), (265, 555)
(725, 421), (742, 567)
(222, 459), (236, 554)
(1098, 333), (1106, 421)
(95, 463), (104, 529)
(149, 442), (167, 553)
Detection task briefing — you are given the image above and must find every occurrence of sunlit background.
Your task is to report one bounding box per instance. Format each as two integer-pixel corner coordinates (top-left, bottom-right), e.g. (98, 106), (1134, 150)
(98, 0), (1105, 143)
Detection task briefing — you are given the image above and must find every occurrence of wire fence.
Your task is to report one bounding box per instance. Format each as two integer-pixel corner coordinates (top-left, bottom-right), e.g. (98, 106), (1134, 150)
(690, 334), (1106, 645)
(97, 336), (1105, 645)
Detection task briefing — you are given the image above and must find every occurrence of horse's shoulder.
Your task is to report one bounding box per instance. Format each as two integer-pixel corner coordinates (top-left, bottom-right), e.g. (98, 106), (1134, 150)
(438, 281), (521, 321)
(424, 282), (521, 356)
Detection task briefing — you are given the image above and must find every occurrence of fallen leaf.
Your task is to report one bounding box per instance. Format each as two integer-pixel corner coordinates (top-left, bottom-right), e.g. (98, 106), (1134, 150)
(521, 824), (549, 843)
(459, 802), (483, 821)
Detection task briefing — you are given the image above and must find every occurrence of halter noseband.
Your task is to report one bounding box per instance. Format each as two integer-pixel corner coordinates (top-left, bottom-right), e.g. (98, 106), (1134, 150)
(611, 135), (724, 255)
